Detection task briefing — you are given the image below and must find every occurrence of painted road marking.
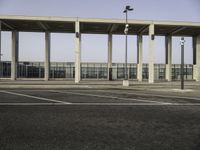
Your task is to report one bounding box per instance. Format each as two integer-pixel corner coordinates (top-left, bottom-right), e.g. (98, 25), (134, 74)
(0, 102), (200, 106)
(0, 90), (71, 104)
(70, 103), (200, 106)
(15, 89), (200, 102)
(0, 103), (65, 105)
(96, 89), (200, 102)
(49, 90), (171, 104)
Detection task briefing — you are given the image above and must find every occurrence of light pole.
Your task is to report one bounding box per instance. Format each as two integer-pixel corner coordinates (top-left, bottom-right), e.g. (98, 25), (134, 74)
(180, 37), (185, 90)
(123, 5), (133, 86)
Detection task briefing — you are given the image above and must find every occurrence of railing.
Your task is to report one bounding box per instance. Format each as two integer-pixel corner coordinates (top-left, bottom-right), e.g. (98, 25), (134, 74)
(172, 64), (193, 80)
(18, 62), (44, 78)
(0, 61), (194, 81)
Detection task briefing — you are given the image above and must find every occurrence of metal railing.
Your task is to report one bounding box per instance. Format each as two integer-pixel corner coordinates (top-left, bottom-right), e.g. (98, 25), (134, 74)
(0, 61), (194, 81)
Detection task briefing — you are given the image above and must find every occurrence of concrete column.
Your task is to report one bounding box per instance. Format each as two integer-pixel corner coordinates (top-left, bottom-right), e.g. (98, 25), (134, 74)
(193, 36), (197, 80)
(11, 31), (19, 80)
(0, 20), (1, 60)
(148, 24), (155, 83)
(165, 35), (172, 81)
(108, 33), (112, 80)
(137, 34), (143, 81)
(195, 35), (200, 81)
(75, 21), (81, 83)
(45, 32), (50, 81)
(0, 20), (2, 78)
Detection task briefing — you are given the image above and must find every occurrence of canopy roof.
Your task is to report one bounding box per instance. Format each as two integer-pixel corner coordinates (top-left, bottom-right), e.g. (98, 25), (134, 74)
(0, 15), (200, 36)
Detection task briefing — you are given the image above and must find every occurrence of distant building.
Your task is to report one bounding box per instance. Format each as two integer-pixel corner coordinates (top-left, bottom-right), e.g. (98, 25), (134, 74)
(0, 15), (199, 83)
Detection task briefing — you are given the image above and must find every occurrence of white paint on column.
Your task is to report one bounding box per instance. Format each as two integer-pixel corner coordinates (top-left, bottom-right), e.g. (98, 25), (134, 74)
(196, 35), (200, 81)
(107, 33), (112, 79)
(108, 34), (112, 68)
(0, 21), (2, 77)
(165, 36), (172, 81)
(75, 21), (81, 83)
(45, 32), (50, 81)
(11, 31), (19, 80)
(0, 20), (1, 60)
(193, 36), (197, 81)
(137, 34), (143, 81)
(148, 24), (155, 83)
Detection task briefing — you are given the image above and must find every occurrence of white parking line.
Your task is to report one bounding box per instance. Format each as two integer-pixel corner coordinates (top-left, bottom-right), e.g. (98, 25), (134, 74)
(2, 90), (199, 106)
(0, 90), (71, 104)
(70, 103), (200, 106)
(0, 102), (200, 106)
(49, 90), (171, 104)
(97, 89), (200, 101)
(0, 103), (65, 106)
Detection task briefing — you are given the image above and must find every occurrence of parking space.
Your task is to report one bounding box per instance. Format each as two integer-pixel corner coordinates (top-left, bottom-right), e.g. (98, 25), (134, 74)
(1, 89), (200, 149)
(1, 89), (200, 105)
(56, 89), (200, 104)
(0, 91), (57, 104)
(0, 89), (164, 105)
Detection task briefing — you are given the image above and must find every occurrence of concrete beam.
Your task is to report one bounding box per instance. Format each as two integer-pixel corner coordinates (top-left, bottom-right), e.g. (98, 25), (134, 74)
(1, 21), (15, 30)
(170, 27), (187, 35)
(79, 18), (151, 25)
(45, 32), (50, 81)
(1, 15), (200, 27)
(11, 31), (19, 80)
(138, 25), (149, 35)
(75, 21), (81, 83)
(165, 36), (172, 81)
(0, 15), (77, 23)
(137, 34), (143, 82)
(109, 24), (119, 33)
(37, 22), (49, 31)
(108, 33), (112, 80)
(148, 24), (155, 83)
(154, 21), (200, 27)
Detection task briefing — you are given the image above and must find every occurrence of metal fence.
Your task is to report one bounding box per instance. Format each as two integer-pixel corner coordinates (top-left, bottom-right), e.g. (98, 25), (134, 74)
(50, 62), (74, 79)
(18, 62), (44, 78)
(172, 64), (193, 80)
(0, 61), (194, 80)
(81, 63), (107, 79)
(154, 64), (166, 80)
(0, 61), (11, 78)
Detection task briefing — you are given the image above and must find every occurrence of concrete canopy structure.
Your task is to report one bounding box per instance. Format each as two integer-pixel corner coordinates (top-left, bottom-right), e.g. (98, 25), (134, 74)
(0, 15), (200, 83)
(1, 15), (200, 35)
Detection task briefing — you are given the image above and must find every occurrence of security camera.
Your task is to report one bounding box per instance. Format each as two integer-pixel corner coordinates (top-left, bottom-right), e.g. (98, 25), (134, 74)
(180, 39), (185, 45)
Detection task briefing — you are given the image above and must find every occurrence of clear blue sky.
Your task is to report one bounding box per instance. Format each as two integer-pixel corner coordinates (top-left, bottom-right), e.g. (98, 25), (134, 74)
(0, 0), (200, 64)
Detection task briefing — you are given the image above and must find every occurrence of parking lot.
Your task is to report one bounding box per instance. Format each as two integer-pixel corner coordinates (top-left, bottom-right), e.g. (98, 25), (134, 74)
(1, 88), (200, 150)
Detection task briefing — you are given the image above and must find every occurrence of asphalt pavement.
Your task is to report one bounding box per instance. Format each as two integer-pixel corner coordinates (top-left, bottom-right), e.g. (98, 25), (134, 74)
(0, 88), (200, 150)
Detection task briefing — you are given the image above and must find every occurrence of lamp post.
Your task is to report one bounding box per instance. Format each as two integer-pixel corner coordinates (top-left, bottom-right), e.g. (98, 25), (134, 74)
(123, 5), (133, 86)
(180, 37), (185, 90)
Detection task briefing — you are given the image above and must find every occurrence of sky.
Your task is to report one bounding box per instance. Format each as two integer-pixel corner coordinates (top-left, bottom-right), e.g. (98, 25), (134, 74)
(0, 0), (200, 64)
